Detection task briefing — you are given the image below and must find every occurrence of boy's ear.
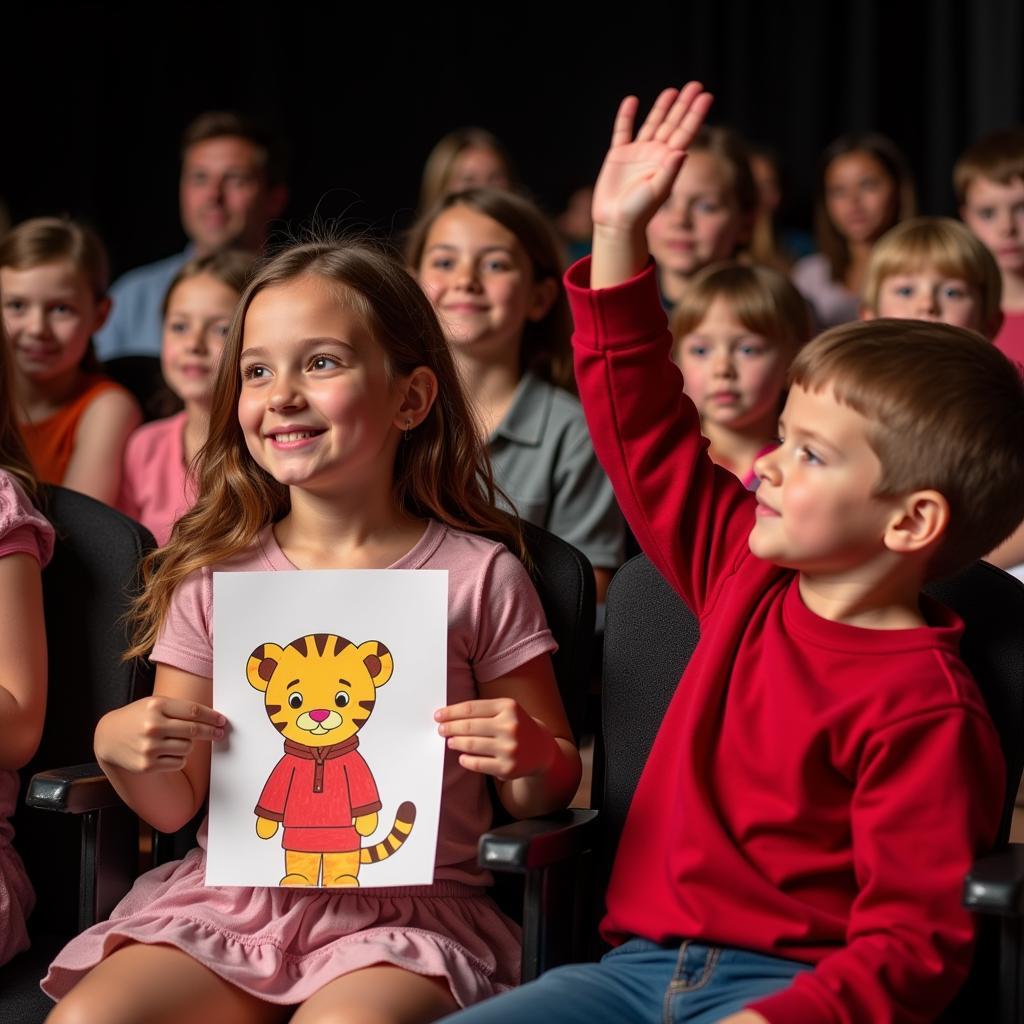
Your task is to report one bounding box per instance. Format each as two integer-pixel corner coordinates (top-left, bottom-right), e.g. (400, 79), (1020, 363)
(394, 366), (438, 430)
(526, 277), (559, 323)
(859, 304), (875, 321)
(883, 489), (949, 557)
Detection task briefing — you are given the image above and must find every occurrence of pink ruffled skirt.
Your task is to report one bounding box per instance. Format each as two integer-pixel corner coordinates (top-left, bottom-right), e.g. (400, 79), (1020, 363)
(42, 847), (520, 1007)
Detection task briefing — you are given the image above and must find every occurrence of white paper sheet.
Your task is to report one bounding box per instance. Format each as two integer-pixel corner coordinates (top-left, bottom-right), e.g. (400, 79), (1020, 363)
(206, 569), (447, 888)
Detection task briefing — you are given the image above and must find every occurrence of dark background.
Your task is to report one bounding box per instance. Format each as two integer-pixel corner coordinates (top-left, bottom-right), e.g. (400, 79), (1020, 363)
(3, 1), (1021, 278)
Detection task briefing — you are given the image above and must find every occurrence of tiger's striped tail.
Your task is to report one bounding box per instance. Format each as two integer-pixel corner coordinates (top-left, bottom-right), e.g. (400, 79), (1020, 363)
(360, 801), (416, 864)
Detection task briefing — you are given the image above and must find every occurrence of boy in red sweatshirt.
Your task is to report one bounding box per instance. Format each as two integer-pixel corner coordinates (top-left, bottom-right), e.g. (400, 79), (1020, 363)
(445, 86), (1024, 1024)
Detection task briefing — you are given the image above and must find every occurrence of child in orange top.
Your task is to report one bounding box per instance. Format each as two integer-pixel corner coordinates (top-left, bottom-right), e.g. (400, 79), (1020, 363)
(670, 263), (810, 488)
(0, 218), (140, 504)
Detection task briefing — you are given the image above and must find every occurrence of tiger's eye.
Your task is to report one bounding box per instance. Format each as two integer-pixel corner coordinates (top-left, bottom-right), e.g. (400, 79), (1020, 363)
(335, 691), (350, 708)
(288, 692), (303, 709)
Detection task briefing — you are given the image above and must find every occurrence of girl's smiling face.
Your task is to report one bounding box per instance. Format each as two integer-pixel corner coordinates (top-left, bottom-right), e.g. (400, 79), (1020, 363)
(237, 274), (414, 497)
(161, 273), (239, 406)
(417, 204), (553, 359)
(1, 261), (109, 383)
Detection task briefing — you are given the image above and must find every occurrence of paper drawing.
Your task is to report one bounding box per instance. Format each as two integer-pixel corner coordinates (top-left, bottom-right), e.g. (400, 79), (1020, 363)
(247, 633), (415, 887)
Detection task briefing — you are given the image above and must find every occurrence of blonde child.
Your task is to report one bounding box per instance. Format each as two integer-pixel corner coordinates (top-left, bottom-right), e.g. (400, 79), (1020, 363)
(670, 262), (811, 488)
(445, 83), (1022, 1024)
(955, 128), (1024, 363)
(793, 133), (916, 328)
(42, 240), (580, 1024)
(119, 250), (253, 544)
(0, 316), (53, 967)
(0, 218), (141, 504)
(408, 188), (624, 600)
(862, 216), (1002, 337)
(645, 125), (758, 310)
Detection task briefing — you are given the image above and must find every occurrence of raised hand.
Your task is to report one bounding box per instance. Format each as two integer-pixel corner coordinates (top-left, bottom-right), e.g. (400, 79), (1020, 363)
(95, 695), (226, 774)
(435, 697), (559, 781)
(591, 82), (714, 288)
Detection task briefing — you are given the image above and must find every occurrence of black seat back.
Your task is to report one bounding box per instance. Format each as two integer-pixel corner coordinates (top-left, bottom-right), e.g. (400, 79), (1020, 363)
(13, 486), (155, 934)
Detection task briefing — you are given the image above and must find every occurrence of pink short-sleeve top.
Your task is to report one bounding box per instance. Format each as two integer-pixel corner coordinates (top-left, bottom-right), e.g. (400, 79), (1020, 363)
(150, 519), (557, 887)
(0, 470), (54, 965)
(119, 412), (194, 545)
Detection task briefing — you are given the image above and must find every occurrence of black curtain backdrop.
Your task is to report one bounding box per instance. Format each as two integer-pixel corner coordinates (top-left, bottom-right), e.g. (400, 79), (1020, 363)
(2, 1), (1021, 278)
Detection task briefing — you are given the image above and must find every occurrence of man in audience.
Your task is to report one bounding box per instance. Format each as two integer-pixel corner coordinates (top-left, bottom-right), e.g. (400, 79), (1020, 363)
(95, 112), (288, 360)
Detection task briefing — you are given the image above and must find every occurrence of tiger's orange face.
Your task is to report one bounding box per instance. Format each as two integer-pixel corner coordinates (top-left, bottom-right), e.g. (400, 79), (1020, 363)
(246, 634), (394, 748)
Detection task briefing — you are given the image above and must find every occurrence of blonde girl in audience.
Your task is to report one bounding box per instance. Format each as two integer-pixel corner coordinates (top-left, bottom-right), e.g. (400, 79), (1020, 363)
(792, 134), (916, 329)
(0, 218), (141, 504)
(119, 250), (253, 544)
(418, 128), (516, 215)
(408, 188), (625, 600)
(43, 239), (580, 1024)
(0, 316), (54, 966)
(670, 262), (811, 488)
(645, 125), (759, 310)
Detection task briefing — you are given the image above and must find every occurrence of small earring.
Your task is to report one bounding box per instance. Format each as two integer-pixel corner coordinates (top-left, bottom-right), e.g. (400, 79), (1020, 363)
(404, 419), (413, 442)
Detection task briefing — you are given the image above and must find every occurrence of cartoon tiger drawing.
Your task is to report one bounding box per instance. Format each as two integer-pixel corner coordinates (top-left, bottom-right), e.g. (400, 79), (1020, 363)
(246, 632), (416, 887)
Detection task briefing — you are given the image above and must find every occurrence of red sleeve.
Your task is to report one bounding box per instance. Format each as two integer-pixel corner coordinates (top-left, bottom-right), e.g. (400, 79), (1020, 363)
(254, 755), (294, 821)
(749, 706), (1004, 1024)
(346, 751), (382, 817)
(565, 257), (756, 615)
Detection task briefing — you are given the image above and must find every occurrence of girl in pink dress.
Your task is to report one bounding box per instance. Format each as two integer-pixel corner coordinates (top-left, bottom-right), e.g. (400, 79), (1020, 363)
(43, 241), (581, 1024)
(669, 262), (812, 489)
(0, 317), (54, 966)
(119, 251), (253, 545)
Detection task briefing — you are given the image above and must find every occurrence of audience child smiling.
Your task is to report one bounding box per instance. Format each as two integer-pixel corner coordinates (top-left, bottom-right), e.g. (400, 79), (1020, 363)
(444, 84), (1023, 1024)
(409, 188), (624, 599)
(0, 219), (141, 505)
(119, 250), (253, 544)
(644, 126), (758, 310)
(43, 240), (580, 1024)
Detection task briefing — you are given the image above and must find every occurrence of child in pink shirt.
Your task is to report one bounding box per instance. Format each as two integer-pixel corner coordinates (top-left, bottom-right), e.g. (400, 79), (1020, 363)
(119, 250), (252, 544)
(44, 240), (580, 1024)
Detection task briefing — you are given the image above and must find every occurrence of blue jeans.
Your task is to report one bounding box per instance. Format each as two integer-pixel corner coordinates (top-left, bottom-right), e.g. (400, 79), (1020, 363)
(444, 938), (811, 1024)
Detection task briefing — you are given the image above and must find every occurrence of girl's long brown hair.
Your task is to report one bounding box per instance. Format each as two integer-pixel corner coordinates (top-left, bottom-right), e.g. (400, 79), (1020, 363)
(127, 240), (523, 658)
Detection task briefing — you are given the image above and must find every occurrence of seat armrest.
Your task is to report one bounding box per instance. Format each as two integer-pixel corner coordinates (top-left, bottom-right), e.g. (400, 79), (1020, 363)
(479, 809), (597, 872)
(26, 762), (120, 814)
(963, 845), (1024, 916)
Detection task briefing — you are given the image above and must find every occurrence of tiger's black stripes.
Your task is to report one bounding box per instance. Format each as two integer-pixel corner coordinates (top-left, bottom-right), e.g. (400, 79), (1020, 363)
(359, 801), (417, 864)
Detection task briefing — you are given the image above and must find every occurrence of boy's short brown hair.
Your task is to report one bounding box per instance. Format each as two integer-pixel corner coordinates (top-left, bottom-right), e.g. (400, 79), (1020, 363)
(863, 217), (1003, 337)
(790, 317), (1024, 579)
(953, 129), (1024, 206)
